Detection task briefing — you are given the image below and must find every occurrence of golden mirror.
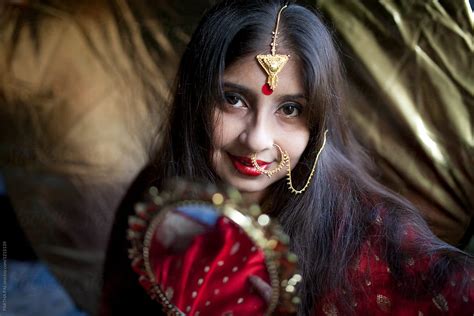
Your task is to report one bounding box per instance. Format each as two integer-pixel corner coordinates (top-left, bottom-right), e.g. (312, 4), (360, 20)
(127, 180), (301, 315)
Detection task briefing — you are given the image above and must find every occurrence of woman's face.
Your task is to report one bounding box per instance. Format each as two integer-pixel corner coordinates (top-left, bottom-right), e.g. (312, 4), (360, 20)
(212, 54), (310, 203)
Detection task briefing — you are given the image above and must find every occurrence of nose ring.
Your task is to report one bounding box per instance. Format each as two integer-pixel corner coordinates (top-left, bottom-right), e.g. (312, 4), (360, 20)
(250, 144), (289, 178)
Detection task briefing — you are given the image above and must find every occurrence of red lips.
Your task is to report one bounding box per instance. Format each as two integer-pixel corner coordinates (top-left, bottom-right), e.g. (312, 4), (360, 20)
(228, 154), (270, 177)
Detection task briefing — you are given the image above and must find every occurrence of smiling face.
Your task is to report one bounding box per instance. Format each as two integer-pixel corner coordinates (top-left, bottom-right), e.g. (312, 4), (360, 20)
(211, 54), (310, 203)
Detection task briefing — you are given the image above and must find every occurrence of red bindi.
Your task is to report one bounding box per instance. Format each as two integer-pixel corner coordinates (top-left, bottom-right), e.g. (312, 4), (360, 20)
(262, 83), (273, 95)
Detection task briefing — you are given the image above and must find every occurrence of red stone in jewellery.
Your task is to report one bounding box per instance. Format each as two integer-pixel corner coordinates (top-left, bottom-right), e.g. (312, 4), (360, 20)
(262, 83), (273, 95)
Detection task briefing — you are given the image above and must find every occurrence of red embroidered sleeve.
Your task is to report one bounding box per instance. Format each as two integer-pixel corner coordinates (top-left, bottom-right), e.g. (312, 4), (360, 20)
(316, 238), (474, 315)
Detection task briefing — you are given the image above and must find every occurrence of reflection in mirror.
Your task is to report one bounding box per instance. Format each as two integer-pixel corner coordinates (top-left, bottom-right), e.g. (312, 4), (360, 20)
(127, 181), (301, 315)
(148, 204), (271, 315)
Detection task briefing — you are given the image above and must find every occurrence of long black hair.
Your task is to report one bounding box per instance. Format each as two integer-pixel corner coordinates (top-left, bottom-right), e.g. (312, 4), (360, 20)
(103, 0), (472, 314)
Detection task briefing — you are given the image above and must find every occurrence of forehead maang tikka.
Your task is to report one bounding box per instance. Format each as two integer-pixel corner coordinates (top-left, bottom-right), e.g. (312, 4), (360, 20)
(256, 5), (290, 96)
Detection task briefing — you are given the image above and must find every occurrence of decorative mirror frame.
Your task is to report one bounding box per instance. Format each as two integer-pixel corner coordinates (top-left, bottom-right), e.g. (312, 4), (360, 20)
(127, 181), (301, 315)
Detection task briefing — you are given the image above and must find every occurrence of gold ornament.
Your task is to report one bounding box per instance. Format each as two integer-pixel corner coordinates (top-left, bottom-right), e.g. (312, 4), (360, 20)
(256, 5), (290, 91)
(287, 130), (328, 195)
(251, 144), (289, 178)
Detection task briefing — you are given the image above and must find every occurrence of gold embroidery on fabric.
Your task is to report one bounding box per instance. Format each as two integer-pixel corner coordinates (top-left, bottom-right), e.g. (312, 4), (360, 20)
(432, 293), (449, 312)
(322, 303), (338, 316)
(165, 286), (174, 300)
(375, 214), (383, 225)
(351, 256), (360, 271)
(376, 294), (391, 313)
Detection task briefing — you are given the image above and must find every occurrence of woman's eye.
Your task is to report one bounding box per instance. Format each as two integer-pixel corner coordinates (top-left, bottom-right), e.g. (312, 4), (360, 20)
(279, 103), (302, 117)
(224, 93), (244, 108)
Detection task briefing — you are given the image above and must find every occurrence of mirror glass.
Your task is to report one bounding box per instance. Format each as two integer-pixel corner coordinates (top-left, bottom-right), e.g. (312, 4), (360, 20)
(147, 203), (272, 315)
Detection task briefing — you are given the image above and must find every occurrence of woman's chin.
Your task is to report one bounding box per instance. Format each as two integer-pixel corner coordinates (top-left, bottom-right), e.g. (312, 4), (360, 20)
(224, 177), (269, 202)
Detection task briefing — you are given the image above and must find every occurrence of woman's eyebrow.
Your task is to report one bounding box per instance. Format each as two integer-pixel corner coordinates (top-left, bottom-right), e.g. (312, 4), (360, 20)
(277, 93), (307, 103)
(223, 81), (306, 102)
(223, 82), (253, 95)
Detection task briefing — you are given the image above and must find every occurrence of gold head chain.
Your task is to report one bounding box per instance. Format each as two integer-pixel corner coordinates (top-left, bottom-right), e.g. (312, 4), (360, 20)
(256, 5), (290, 92)
(287, 130), (329, 194)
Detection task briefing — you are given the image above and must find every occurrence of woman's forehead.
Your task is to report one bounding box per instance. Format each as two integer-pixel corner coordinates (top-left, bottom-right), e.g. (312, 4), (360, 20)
(223, 54), (305, 98)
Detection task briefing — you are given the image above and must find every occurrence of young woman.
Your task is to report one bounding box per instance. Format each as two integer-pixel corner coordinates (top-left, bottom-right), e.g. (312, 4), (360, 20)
(101, 0), (473, 315)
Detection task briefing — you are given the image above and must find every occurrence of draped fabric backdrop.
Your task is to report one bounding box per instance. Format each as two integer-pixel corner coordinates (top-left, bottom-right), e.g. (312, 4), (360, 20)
(317, 0), (473, 246)
(0, 0), (472, 313)
(0, 1), (200, 312)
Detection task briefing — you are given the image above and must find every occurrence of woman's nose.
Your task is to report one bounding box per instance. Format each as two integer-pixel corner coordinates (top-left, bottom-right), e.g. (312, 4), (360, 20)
(239, 115), (274, 153)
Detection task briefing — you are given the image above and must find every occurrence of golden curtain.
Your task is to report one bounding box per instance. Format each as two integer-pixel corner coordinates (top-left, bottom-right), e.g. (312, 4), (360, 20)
(317, 0), (473, 246)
